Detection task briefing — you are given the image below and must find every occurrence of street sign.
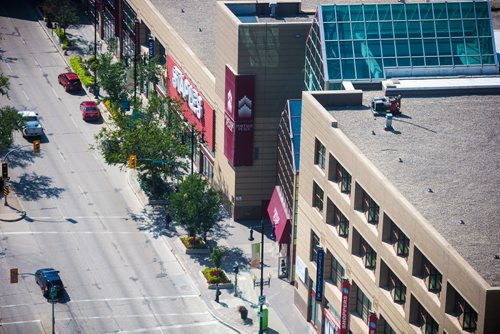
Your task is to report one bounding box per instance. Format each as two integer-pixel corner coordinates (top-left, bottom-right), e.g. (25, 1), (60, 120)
(49, 286), (58, 301)
(259, 295), (266, 305)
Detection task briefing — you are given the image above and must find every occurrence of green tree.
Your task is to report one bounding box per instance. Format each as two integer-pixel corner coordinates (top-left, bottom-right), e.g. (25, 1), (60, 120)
(96, 52), (126, 104)
(168, 174), (224, 239)
(0, 106), (23, 151)
(0, 73), (9, 97)
(93, 92), (189, 198)
(136, 55), (163, 94)
(210, 246), (227, 269)
(40, 0), (79, 33)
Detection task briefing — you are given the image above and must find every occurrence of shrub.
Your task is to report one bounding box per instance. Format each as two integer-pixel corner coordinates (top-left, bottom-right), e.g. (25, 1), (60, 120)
(55, 26), (70, 48)
(210, 246), (227, 268)
(69, 56), (94, 87)
(180, 236), (206, 249)
(202, 267), (230, 284)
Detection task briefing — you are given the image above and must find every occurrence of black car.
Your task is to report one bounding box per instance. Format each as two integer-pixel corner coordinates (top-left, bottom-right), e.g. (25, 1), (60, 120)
(35, 268), (64, 299)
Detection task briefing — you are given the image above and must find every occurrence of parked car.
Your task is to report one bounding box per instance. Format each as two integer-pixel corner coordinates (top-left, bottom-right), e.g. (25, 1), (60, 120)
(18, 110), (43, 138)
(34, 268), (65, 299)
(58, 72), (82, 92)
(80, 101), (100, 121)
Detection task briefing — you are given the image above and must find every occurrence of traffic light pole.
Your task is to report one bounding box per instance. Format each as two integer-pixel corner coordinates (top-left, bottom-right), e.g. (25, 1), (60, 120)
(51, 301), (55, 334)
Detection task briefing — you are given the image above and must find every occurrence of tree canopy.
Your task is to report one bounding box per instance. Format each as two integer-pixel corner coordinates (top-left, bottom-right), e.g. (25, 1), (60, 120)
(0, 74), (22, 151)
(96, 52), (126, 103)
(40, 0), (79, 32)
(168, 174), (224, 238)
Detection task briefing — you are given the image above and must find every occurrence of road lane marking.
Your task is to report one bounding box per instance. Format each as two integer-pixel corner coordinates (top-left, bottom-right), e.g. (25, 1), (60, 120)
(25, 215), (131, 220)
(22, 90), (29, 101)
(71, 116), (78, 129)
(0, 231), (144, 235)
(57, 312), (211, 322)
(51, 86), (59, 98)
(0, 303), (32, 308)
(6, 62), (12, 73)
(104, 321), (220, 333)
(70, 294), (200, 303)
(0, 319), (41, 326)
(78, 185), (87, 199)
(58, 150), (66, 162)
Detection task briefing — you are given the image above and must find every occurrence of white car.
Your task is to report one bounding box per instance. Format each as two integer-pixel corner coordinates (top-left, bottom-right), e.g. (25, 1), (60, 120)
(18, 110), (43, 138)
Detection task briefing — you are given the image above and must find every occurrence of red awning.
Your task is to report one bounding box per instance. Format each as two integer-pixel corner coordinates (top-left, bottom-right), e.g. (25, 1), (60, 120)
(267, 186), (291, 244)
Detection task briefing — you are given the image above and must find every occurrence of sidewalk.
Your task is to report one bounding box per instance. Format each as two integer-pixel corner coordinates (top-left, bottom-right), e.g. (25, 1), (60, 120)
(36, 10), (313, 334)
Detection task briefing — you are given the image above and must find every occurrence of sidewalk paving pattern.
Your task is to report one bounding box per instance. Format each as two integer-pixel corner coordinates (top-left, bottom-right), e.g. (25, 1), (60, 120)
(0, 11), (314, 334)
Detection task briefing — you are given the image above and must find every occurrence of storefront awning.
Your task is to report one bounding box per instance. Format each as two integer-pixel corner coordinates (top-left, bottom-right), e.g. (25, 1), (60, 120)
(267, 186), (291, 244)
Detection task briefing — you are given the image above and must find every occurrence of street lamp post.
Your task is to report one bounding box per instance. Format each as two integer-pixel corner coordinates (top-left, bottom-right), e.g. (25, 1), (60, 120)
(258, 218), (264, 334)
(93, 0), (98, 97)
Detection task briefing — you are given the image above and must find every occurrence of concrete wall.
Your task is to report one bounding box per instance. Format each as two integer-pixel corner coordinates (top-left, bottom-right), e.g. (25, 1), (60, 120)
(295, 91), (495, 334)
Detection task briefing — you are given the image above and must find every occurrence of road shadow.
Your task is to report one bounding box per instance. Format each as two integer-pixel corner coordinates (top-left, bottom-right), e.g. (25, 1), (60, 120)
(129, 206), (179, 239)
(1, 147), (36, 169)
(10, 172), (65, 201)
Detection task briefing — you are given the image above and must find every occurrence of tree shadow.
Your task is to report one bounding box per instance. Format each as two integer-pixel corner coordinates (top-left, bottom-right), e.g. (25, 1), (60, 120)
(10, 172), (65, 201)
(2, 148), (35, 169)
(129, 206), (179, 239)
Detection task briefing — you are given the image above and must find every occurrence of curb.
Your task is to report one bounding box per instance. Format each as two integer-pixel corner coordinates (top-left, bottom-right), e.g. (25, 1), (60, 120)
(0, 209), (26, 222)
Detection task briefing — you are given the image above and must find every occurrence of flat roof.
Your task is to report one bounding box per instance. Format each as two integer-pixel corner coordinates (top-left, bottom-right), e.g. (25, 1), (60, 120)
(325, 89), (500, 286)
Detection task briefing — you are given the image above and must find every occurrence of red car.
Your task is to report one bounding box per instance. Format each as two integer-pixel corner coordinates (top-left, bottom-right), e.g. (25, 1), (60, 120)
(80, 101), (100, 121)
(58, 72), (82, 92)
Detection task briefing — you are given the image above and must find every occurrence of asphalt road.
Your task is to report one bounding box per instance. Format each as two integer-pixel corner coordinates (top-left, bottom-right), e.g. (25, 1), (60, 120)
(0, 2), (232, 333)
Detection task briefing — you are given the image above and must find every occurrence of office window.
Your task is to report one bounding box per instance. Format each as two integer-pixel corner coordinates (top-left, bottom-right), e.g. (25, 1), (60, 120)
(361, 239), (377, 270)
(391, 223), (410, 258)
(389, 271), (406, 304)
(314, 138), (326, 169)
(362, 191), (379, 225)
(423, 259), (442, 293)
(335, 162), (351, 194)
(456, 295), (478, 331)
(356, 286), (372, 323)
(311, 232), (320, 262)
(334, 206), (349, 239)
(313, 182), (324, 213)
(384, 321), (396, 334)
(417, 304), (439, 334)
(329, 254), (345, 290)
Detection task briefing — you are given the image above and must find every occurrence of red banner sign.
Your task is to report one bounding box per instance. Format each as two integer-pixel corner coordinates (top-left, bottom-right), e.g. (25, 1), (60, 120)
(224, 65), (255, 167)
(368, 311), (377, 334)
(167, 55), (214, 151)
(340, 279), (350, 334)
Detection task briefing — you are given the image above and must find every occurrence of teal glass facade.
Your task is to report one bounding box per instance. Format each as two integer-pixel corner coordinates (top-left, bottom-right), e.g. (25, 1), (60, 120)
(304, 1), (498, 89)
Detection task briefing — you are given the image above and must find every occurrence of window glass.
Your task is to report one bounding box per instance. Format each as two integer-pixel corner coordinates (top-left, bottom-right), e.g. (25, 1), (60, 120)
(338, 23), (352, 40)
(342, 59), (356, 79)
(408, 21), (421, 38)
(366, 22), (380, 39)
(336, 5), (350, 22)
(465, 38), (479, 55)
(467, 55), (481, 65)
(437, 38), (452, 55)
(364, 5), (378, 21)
(421, 21), (435, 38)
(322, 6), (336, 22)
(379, 22), (393, 39)
(381, 40), (396, 57)
(327, 60), (342, 80)
(420, 4), (434, 20)
(439, 56), (453, 65)
(477, 19), (492, 37)
(433, 3), (447, 20)
(479, 38), (494, 54)
(398, 57), (411, 67)
(393, 21), (408, 38)
(452, 38), (466, 55)
(324, 23), (338, 40)
(395, 40), (410, 56)
(325, 41), (339, 58)
(475, 1), (488, 18)
(339, 41), (354, 58)
(423, 39), (437, 56)
(435, 20), (449, 38)
(461, 2), (475, 19)
(378, 4), (392, 21)
(462, 20), (477, 37)
(449, 20), (463, 37)
(352, 22), (366, 40)
(406, 4), (420, 20)
(481, 54), (495, 65)
(350, 5), (364, 21)
(313, 182), (324, 212)
(384, 57), (397, 67)
(391, 4), (405, 21)
(370, 58), (384, 78)
(447, 2), (461, 19)
(353, 41), (365, 57)
(410, 39), (424, 56)
(368, 40), (382, 57)
(411, 57), (425, 67)
(426, 57), (439, 66)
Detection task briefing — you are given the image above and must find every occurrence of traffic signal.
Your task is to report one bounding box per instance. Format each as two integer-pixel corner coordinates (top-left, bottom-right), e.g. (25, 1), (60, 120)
(129, 155), (137, 169)
(33, 140), (40, 153)
(10, 268), (18, 284)
(1, 162), (7, 179)
(233, 264), (239, 274)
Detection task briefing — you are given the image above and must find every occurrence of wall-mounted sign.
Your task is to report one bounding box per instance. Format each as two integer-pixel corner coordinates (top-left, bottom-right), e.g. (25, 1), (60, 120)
(278, 256), (288, 278)
(295, 256), (307, 284)
(166, 55), (214, 152)
(148, 37), (154, 60)
(315, 248), (325, 301)
(340, 278), (350, 334)
(224, 65), (255, 167)
(368, 311), (377, 334)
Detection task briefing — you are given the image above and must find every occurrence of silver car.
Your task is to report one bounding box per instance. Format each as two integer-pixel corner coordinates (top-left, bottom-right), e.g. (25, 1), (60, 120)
(18, 110), (43, 138)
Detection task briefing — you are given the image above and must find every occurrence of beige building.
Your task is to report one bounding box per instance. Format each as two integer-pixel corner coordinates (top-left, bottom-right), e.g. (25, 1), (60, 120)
(294, 85), (500, 333)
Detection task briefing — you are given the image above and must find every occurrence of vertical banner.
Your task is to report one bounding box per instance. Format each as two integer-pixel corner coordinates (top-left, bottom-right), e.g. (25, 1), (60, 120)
(315, 248), (325, 301)
(340, 278), (350, 334)
(278, 256), (288, 278)
(134, 21), (140, 56)
(224, 65), (255, 167)
(148, 37), (154, 60)
(251, 243), (261, 268)
(368, 311), (377, 334)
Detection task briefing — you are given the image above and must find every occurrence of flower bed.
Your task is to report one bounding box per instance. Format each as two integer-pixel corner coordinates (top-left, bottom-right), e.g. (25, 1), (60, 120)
(69, 56), (94, 88)
(202, 267), (232, 288)
(181, 236), (206, 249)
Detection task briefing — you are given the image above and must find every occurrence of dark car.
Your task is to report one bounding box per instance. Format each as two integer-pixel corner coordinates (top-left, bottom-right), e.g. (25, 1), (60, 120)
(58, 72), (82, 93)
(35, 268), (64, 299)
(80, 101), (100, 121)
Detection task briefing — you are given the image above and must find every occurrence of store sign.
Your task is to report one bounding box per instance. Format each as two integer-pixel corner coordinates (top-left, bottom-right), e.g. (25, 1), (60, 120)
(315, 248), (325, 301)
(295, 256), (307, 284)
(224, 65), (255, 167)
(340, 279), (350, 334)
(171, 66), (204, 119)
(368, 312), (377, 334)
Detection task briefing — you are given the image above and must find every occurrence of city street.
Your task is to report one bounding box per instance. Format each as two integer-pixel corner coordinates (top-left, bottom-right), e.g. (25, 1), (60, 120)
(0, 2), (233, 333)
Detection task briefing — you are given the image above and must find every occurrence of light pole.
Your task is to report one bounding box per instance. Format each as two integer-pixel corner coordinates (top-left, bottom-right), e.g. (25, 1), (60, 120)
(258, 218), (264, 334)
(93, 0), (98, 97)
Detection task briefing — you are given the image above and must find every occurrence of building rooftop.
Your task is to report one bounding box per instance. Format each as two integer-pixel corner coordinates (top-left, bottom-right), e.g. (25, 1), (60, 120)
(325, 86), (500, 286)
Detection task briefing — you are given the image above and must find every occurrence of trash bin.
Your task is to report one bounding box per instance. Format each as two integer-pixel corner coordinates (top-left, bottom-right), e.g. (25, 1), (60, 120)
(261, 305), (269, 331)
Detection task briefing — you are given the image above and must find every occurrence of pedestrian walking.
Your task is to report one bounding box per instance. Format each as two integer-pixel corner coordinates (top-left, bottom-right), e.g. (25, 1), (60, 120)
(165, 212), (172, 229)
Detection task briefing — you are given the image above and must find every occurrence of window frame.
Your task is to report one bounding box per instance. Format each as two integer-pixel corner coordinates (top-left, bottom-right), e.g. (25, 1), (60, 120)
(335, 162), (351, 194)
(389, 271), (406, 304)
(418, 305), (439, 334)
(356, 287), (372, 323)
(310, 232), (320, 262)
(313, 182), (325, 213)
(329, 254), (345, 290)
(334, 206), (350, 239)
(391, 224), (410, 258)
(362, 191), (379, 225)
(456, 295), (478, 331)
(361, 239), (377, 270)
(314, 138), (326, 169)
(423, 259), (442, 293)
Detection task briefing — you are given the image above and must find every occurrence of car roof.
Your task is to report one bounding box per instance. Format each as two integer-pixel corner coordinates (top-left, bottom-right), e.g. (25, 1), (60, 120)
(18, 110), (38, 117)
(64, 72), (79, 80)
(81, 101), (97, 107)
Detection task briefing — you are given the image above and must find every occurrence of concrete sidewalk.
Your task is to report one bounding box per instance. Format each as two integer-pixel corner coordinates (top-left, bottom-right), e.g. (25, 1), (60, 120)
(35, 10), (313, 334)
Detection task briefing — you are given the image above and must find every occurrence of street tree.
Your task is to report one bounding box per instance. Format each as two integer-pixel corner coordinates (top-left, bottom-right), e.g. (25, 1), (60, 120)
(40, 0), (79, 33)
(0, 73), (9, 97)
(0, 106), (23, 152)
(96, 52), (126, 104)
(210, 247), (227, 269)
(93, 92), (190, 198)
(136, 55), (163, 93)
(168, 174), (224, 241)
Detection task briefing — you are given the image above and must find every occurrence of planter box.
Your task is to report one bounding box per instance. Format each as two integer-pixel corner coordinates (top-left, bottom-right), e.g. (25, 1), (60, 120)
(198, 271), (233, 289)
(185, 248), (210, 255)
